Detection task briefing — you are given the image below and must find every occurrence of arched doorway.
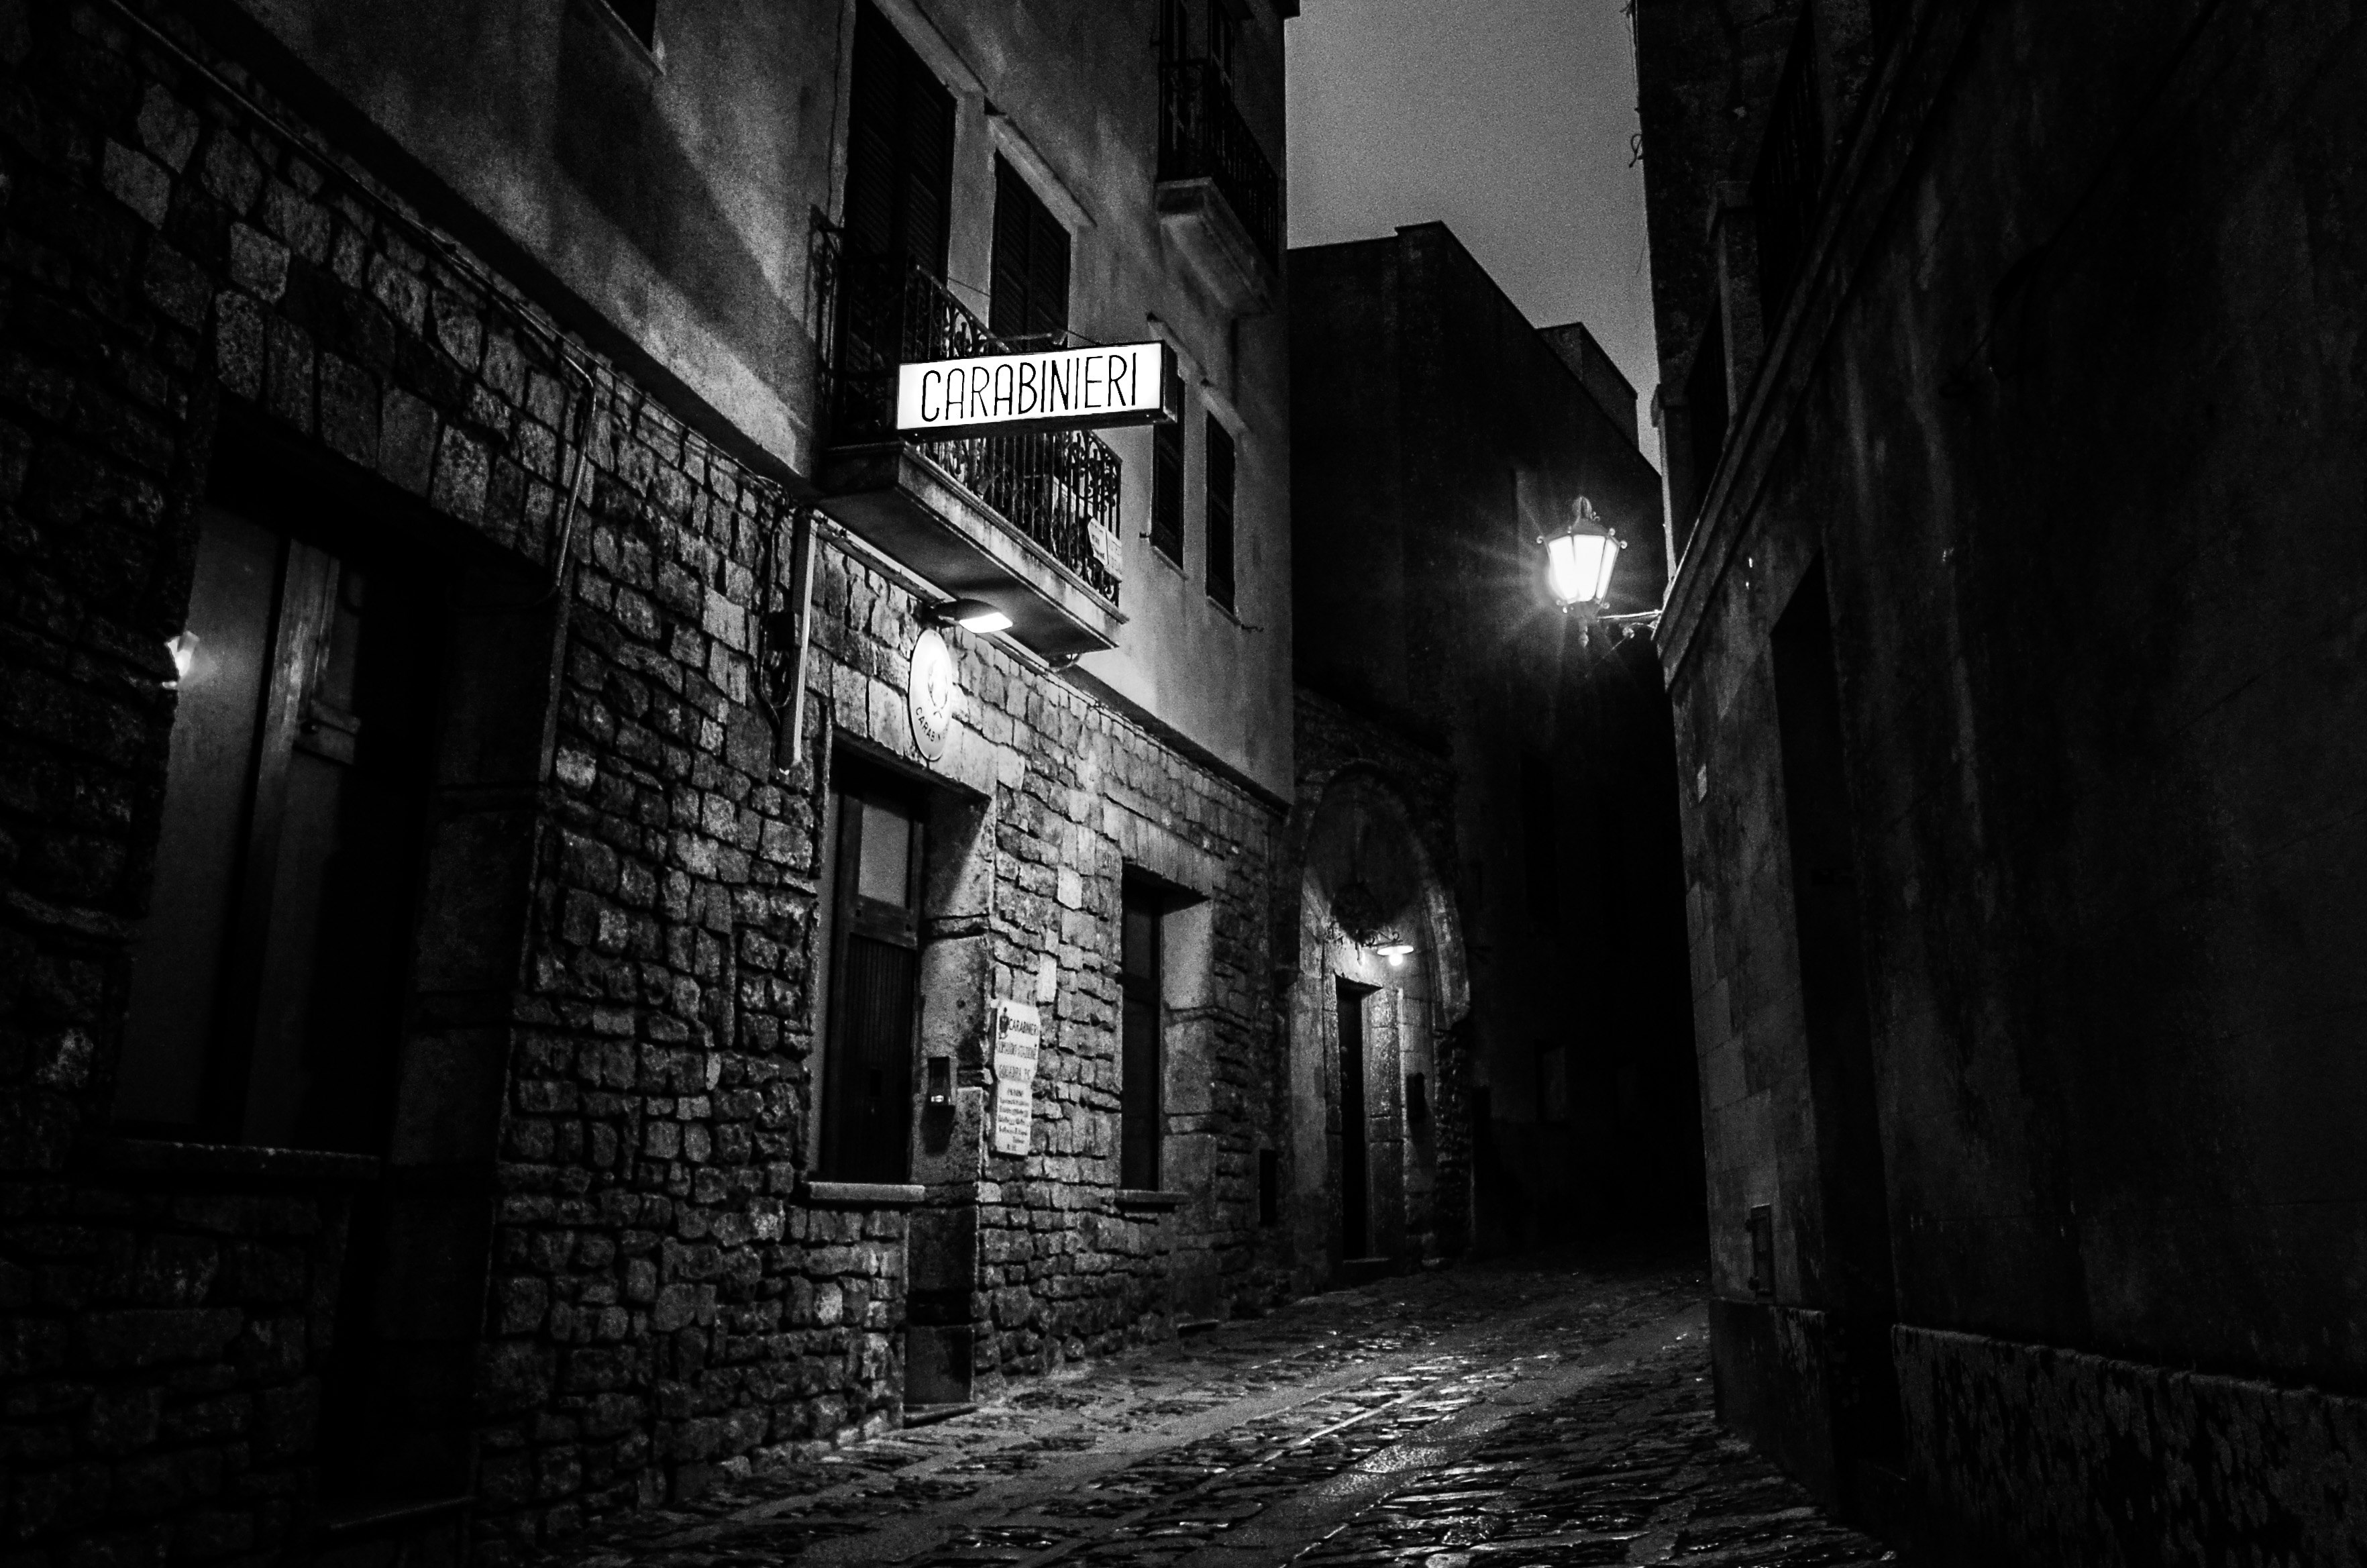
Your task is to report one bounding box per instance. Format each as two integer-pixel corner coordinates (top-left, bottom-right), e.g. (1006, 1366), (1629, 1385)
(1286, 772), (1469, 1287)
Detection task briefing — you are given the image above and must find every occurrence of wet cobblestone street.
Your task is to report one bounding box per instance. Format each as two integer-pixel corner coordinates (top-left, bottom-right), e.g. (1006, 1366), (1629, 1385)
(548, 1254), (1897, 1567)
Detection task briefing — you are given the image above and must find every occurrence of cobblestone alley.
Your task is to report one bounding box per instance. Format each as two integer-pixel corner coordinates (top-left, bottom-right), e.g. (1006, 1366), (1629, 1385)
(544, 1255), (1896, 1568)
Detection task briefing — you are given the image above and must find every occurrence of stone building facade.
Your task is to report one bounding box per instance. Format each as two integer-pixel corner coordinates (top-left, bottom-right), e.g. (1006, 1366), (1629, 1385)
(1637, 0), (2367, 1559)
(1287, 223), (1698, 1267)
(0, 1), (1307, 1565)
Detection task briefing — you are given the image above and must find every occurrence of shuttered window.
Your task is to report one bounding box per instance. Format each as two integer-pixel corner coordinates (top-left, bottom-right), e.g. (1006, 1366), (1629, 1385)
(843, 2), (955, 274)
(1204, 416), (1235, 612)
(991, 158), (1070, 346)
(1151, 418), (1185, 567)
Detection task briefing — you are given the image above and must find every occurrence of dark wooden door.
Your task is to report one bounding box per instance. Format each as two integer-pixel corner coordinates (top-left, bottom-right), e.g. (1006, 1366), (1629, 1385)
(1120, 886), (1162, 1189)
(823, 785), (923, 1182)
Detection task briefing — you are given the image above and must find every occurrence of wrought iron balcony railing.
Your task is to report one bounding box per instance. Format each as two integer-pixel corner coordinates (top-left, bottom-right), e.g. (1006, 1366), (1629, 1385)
(811, 219), (1122, 605)
(1157, 60), (1281, 268)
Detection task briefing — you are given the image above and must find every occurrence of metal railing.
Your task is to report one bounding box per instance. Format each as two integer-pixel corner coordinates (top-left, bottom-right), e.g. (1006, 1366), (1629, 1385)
(811, 217), (1122, 605)
(1750, 13), (1826, 319)
(1157, 60), (1281, 268)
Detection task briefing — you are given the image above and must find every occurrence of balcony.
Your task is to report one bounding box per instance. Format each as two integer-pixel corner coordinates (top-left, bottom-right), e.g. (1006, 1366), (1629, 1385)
(1155, 60), (1279, 315)
(810, 220), (1125, 656)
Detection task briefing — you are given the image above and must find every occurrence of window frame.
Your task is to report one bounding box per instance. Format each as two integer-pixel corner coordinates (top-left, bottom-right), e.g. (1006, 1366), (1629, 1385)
(115, 504), (438, 1152)
(817, 770), (927, 1183)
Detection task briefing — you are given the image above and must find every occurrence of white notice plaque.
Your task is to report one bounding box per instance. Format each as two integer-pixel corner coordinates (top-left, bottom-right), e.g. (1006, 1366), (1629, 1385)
(989, 998), (1042, 1157)
(896, 342), (1175, 441)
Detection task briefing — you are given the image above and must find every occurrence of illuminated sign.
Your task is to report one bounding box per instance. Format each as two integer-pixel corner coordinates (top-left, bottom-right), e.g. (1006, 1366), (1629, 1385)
(896, 341), (1176, 439)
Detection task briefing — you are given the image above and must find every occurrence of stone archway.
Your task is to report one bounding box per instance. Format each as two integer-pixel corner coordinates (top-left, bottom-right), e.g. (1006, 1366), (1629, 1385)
(1286, 770), (1469, 1288)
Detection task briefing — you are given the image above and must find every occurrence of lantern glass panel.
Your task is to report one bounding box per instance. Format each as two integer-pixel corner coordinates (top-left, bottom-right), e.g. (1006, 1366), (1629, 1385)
(1592, 538), (1620, 602)
(1546, 532), (1612, 607)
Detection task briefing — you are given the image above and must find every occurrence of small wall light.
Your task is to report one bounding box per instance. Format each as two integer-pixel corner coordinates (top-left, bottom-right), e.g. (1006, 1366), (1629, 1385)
(164, 631), (200, 689)
(1373, 937), (1414, 966)
(1542, 496), (1624, 612)
(925, 597), (1012, 635)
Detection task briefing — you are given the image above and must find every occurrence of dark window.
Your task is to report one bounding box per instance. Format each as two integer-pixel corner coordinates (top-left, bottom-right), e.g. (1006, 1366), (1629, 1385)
(843, 2), (955, 274)
(117, 506), (435, 1150)
(1338, 980), (1371, 1257)
(1159, 0), (1189, 60)
(1151, 417), (1186, 567)
(602, 0), (656, 48)
(1685, 307), (1730, 527)
(1204, 416), (1235, 611)
(1520, 752), (1559, 929)
(1208, 0), (1239, 79)
(1120, 882), (1163, 1189)
(822, 774), (924, 1182)
(1750, 11), (1826, 318)
(991, 158), (1071, 346)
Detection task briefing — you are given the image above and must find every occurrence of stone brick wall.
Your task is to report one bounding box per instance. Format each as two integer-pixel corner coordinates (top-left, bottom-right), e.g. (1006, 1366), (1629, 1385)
(0, 1145), (363, 1568)
(0, 7), (1295, 1566)
(806, 548), (1288, 1386)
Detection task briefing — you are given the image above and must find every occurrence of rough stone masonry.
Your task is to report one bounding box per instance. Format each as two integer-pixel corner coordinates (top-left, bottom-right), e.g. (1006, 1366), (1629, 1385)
(0, 5), (1298, 1565)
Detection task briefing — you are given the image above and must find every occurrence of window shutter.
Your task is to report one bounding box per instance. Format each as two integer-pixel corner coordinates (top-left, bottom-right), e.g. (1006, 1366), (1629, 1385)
(898, 66), (954, 274)
(1205, 417), (1235, 611)
(991, 158), (1069, 344)
(843, 3), (953, 276)
(843, 7), (900, 260)
(992, 160), (1034, 339)
(1029, 204), (1069, 341)
(1151, 418), (1185, 566)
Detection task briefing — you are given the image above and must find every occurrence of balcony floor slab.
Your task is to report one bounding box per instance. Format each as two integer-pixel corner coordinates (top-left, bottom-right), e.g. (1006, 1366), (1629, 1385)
(817, 439), (1124, 657)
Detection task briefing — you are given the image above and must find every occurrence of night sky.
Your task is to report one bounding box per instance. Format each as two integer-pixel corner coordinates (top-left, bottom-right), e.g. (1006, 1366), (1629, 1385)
(1286, 0), (1660, 469)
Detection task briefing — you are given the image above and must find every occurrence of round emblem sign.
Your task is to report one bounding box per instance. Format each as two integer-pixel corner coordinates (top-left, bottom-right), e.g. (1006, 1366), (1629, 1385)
(908, 627), (959, 762)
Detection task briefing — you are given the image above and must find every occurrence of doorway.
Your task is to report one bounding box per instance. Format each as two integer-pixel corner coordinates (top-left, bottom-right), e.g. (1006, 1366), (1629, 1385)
(821, 770), (925, 1183)
(1771, 560), (1903, 1496)
(1338, 978), (1373, 1258)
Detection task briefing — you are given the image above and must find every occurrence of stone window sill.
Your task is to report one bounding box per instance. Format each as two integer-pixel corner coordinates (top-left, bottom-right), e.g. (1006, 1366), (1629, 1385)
(81, 1136), (380, 1185)
(800, 1180), (926, 1209)
(1115, 1188), (1189, 1213)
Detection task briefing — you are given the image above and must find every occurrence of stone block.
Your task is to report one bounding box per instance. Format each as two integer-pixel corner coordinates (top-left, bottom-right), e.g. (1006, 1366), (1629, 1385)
(78, 1309), (243, 1370)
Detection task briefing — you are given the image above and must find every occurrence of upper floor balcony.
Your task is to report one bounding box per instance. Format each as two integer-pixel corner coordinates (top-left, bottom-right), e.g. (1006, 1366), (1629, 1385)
(1155, 60), (1280, 315)
(811, 219), (1125, 656)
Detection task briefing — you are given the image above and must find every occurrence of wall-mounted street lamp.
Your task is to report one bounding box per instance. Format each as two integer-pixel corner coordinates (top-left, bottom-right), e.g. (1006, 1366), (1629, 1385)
(924, 597), (1013, 636)
(1372, 937), (1414, 968)
(1540, 496), (1660, 646)
(1543, 496), (1624, 611)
